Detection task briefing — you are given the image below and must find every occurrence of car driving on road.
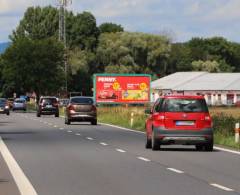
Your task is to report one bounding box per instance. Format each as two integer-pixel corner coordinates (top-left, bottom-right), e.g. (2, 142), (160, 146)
(0, 98), (10, 115)
(12, 98), (27, 111)
(65, 96), (97, 125)
(37, 96), (59, 117)
(145, 95), (213, 151)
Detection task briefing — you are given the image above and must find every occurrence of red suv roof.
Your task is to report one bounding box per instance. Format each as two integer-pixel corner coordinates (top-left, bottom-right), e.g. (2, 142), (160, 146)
(162, 95), (205, 99)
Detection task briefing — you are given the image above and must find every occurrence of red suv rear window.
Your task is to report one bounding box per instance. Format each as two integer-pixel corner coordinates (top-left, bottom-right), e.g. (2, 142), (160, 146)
(163, 98), (208, 113)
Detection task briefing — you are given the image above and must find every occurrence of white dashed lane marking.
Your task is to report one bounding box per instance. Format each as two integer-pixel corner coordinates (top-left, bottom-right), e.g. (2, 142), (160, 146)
(167, 168), (184, 174)
(137, 157), (151, 162)
(100, 142), (108, 146)
(210, 183), (234, 192)
(54, 125), (58, 128)
(116, 149), (126, 153)
(75, 133), (81, 136)
(86, 137), (94, 140)
(67, 130), (72, 133)
(59, 128), (64, 130)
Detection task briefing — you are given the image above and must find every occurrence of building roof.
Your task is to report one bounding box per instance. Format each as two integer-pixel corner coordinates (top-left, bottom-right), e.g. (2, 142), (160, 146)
(152, 72), (240, 91)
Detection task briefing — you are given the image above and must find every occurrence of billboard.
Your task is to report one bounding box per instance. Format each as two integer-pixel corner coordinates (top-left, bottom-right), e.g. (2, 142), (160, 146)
(94, 74), (151, 104)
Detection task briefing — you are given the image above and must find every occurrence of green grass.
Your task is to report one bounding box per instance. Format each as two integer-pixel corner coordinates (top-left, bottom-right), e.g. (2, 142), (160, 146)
(26, 103), (36, 111)
(214, 133), (240, 149)
(98, 106), (240, 150)
(98, 106), (146, 131)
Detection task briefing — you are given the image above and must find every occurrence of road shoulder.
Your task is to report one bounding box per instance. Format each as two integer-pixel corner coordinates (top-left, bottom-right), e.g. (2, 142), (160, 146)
(0, 149), (20, 195)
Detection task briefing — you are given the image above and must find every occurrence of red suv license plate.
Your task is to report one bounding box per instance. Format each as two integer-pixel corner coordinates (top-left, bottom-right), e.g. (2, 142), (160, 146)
(176, 121), (195, 126)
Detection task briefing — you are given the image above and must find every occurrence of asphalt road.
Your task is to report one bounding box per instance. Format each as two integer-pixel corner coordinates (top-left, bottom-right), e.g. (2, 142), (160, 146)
(0, 112), (240, 195)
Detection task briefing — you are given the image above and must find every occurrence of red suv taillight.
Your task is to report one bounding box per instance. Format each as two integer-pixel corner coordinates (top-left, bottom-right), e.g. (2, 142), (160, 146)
(153, 113), (165, 127)
(91, 105), (96, 111)
(69, 104), (74, 110)
(203, 114), (212, 128)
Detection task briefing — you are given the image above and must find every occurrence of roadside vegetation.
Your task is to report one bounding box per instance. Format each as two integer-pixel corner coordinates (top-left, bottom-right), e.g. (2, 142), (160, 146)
(1, 6), (240, 98)
(98, 106), (240, 150)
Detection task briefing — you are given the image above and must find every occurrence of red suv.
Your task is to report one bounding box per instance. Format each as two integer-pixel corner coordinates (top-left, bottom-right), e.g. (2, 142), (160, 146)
(145, 95), (213, 151)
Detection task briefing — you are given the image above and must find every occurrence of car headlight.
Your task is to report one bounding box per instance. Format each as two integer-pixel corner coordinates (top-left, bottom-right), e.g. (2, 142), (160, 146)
(5, 105), (9, 109)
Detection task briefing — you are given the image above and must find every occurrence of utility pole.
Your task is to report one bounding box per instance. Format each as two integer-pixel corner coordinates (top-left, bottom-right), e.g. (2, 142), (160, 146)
(58, 0), (72, 94)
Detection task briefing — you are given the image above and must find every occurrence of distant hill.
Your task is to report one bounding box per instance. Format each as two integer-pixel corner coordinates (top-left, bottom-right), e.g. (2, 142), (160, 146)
(0, 42), (10, 54)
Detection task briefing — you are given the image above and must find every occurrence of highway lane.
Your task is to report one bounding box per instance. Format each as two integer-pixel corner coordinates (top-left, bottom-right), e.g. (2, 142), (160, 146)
(0, 112), (239, 195)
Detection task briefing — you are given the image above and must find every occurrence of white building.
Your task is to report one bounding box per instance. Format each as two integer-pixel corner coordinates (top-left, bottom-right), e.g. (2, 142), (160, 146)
(151, 72), (240, 105)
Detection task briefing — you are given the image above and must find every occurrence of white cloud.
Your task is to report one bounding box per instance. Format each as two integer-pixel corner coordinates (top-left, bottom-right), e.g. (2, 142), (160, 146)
(1, 0), (240, 42)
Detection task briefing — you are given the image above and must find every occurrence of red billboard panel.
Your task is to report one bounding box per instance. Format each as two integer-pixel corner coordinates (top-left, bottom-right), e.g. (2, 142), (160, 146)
(94, 74), (151, 103)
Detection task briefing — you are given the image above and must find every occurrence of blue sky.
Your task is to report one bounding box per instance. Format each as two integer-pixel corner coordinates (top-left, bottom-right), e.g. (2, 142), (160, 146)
(0, 0), (240, 43)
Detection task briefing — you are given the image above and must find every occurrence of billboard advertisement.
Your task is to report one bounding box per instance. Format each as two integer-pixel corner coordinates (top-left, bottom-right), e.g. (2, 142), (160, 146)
(94, 74), (151, 104)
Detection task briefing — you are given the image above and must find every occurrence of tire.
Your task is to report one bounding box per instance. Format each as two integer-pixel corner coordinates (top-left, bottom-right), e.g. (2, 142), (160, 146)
(37, 112), (41, 117)
(145, 136), (152, 149)
(55, 113), (59, 117)
(204, 140), (213, 152)
(91, 119), (97, 125)
(195, 144), (204, 151)
(65, 117), (70, 125)
(151, 130), (160, 151)
(6, 112), (10, 116)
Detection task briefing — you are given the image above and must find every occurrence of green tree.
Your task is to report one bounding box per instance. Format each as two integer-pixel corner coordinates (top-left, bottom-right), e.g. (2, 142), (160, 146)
(96, 32), (170, 75)
(187, 37), (235, 72)
(10, 7), (99, 51)
(1, 38), (65, 99)
(68, 48), (96, 95)
(68, 12), (99, 50)
(99, 23), (124, 33)
(10, 6), (59, 41)
(192, 60), (220, 72)
(168, 43), (192, 73)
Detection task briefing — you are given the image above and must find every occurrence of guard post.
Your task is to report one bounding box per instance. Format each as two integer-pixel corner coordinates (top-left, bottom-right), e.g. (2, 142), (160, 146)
(235, 123), (240, 143)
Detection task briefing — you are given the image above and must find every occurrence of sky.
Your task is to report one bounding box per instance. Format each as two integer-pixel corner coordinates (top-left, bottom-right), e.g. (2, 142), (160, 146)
(0, 0), (240, 43)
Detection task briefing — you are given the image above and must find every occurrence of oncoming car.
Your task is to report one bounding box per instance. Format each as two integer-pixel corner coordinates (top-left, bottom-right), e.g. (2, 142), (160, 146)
(0, 98), (10, 115)
(145, 95), (213, 151)
(12, 98), (27, 111)
(65, 96), (97, 125)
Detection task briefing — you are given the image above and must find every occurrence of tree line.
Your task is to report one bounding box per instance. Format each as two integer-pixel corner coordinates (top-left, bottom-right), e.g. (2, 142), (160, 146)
(0, 6), (240, 98)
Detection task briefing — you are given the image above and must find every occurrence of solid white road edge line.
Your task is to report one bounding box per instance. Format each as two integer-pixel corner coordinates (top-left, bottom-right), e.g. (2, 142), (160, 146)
(210, 183), (234, 192)
(167, 168), (184, 174)
(214, 146), (240, 155)
(137, 157), (151, 162)
(0, 136), (38, 195)
(116, 149), (126, 153)
(100, 123), (240, 156)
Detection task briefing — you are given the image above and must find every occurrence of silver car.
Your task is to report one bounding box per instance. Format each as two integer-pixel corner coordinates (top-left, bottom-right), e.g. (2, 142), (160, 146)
(12, 98), (27, 111)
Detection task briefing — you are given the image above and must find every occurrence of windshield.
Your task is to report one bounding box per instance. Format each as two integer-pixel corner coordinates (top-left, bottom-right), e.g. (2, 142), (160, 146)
(15, 99), (25, 103)
(71, 97), (93, 104)
(0, 99), (6, 104)
(163, 98), (208, 113)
